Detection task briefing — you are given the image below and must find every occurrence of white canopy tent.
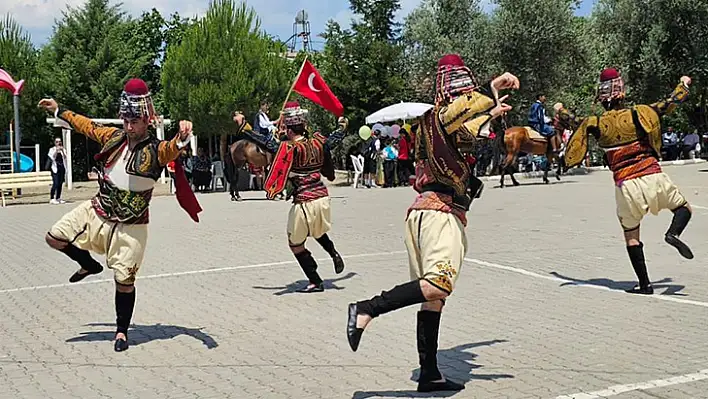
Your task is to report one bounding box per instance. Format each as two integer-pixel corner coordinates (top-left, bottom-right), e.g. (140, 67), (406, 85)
(365, 102), (433, 124)
(45, 117), (190, 189)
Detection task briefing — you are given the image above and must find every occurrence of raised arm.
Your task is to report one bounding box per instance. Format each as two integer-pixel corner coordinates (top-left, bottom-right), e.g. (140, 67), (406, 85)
(157, 121), (194, 166)
(564, 116), (599, 167)
(649, 77), (691, 117)
(439, 73), (518, 139)
(233, 112), (254, 135)
(324, 117), (349, 149)
(439, 83), (496, 136)
(39, 98), (118, 145)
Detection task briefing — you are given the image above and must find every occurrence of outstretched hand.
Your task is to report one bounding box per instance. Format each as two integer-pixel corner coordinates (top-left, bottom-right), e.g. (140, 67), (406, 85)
(178, 120), (193, 141)
(38, 98), (58, 114)
(490, 94), (513, 118)
(492, 73), (520, 91)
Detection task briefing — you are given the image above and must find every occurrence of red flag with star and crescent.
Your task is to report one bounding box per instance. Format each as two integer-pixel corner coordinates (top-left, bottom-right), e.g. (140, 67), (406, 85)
(292, 60), (344, 117)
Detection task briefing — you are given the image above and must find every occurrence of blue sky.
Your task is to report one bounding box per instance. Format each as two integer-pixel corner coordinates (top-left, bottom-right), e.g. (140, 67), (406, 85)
(1, 0), (596, 48)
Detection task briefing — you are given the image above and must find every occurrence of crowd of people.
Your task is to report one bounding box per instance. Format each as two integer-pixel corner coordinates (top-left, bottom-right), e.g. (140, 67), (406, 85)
(347, 126), (414, 188)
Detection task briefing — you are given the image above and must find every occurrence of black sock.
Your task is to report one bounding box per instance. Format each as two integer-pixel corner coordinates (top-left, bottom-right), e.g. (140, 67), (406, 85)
(667, 205), (691, 237)
(357, 280), (426, 318)
(294, 250), (323, 285)
(417, 310), (443, 383)
(315, 234), (336, 256)
(115, 289), (136, 335)
(627, 243), (651, 288)
(60, 245), (102, 272)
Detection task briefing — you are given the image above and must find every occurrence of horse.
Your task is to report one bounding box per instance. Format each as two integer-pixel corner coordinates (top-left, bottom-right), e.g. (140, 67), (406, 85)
(497, 106), (580, 188)
(223, 138), (274, 201)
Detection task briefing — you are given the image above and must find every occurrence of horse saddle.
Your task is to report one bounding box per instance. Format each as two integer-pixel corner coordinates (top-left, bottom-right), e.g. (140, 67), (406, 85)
(243, 130), (279, 153)
(524, 127), (549, 142)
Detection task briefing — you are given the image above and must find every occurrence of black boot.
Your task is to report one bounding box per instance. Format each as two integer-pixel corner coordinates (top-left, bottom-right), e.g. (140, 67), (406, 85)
(417, 311), (464, 393)
(626, 243), (653, 295)
(665, 206), (693, 259)
(468, 175), (484, 199)
(114, 289), (136, 352)
(316, 234), (344, 274)
(347, 280), (426, 352)
(60, 245), (103, 283)
(294, 250), (324, 293)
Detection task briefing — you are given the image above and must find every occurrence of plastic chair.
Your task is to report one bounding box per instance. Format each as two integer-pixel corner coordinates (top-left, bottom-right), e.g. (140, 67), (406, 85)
(211, 161), (226, 192)
(351, 155), (364, 188)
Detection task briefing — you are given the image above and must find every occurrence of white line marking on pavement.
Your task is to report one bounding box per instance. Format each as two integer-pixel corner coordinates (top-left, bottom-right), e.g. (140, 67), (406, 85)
(0, 251), (407, 294)
(465, 258), (708, 308)
(691, 204), (708, 210)
(554, 369), (708, 398)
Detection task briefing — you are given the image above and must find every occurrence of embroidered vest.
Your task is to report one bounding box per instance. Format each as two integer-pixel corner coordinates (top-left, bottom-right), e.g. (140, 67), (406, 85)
(414, 109), (472, 210)
(95, 129), (165, 181)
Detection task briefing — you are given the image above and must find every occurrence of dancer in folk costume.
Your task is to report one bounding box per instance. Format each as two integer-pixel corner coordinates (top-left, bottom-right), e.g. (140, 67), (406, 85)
(39, 78), (201, 352)
(564, 69), (694, 294)
(346, 54), (519, 393)
(262, 101), (348, 293)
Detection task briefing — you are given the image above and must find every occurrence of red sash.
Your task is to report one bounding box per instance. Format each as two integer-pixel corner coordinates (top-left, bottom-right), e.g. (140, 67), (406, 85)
(264, 142), (295, 199)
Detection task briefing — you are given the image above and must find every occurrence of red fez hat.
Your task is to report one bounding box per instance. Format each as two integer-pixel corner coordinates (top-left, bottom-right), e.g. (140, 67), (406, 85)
(599, 68), (620, 82)
(438, 54), (465, 68)
(124, 78), (150, 95)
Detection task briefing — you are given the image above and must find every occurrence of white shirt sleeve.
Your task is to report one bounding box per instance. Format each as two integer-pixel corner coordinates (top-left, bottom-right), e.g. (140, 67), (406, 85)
(258, 113), (277, 132)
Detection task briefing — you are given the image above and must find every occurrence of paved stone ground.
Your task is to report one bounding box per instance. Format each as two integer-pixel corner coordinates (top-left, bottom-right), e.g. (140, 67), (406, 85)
(1, 164), (707, 399)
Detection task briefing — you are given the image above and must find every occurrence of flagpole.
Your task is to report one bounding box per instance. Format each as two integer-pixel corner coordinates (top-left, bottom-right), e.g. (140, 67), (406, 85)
(279, 54), (309, 118)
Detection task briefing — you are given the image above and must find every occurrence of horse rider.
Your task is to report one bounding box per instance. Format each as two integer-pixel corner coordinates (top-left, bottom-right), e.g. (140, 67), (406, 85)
(238, 100), (280, 153)
(528, 93), (558, 153)
(564, 68), (694, 295)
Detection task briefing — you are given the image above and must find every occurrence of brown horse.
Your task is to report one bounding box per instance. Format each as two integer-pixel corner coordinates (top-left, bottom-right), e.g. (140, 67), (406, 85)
(497, 126), (563, 188)
(496, 104), (582, 187)
(224, 138), (274, 200)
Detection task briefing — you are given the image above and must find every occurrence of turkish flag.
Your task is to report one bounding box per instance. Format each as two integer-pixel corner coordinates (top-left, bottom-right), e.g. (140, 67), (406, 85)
(293, 60), (344, 117)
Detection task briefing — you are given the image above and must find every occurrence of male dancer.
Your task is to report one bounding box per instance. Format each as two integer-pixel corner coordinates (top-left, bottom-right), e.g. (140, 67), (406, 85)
(39, 78), (199, 352)
(346, 54), (519, 392)
(564, 69), (694, 294)
(252, 101), (347, 292)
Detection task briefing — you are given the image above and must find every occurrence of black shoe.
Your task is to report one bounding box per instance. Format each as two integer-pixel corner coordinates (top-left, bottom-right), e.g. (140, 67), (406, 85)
(297, 283), (324, 293)
(114, 337), (129, 352)
(625, 284), (654, 295)
(333, 252), (345, 274)
(347, 303), (364, 352)
(69, 266), (103, 283)
(417, 379), (465, 393)
(665, 234), (694, 259)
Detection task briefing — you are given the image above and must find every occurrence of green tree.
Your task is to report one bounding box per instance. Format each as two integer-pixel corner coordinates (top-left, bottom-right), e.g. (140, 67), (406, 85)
(0, 14), (50, 151)
(161, 0), (290, 160)
(593, 0), (708, 130)
(491, 0), (586, 124)
(320, 0), (407, 131)
(402, 0), (494, 102)
(38, 0), (165, 180)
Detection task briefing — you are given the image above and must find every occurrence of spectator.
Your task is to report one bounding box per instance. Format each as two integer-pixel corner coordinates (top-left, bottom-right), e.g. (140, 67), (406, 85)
(397, 130), (412, 186)
(361, 130), (381, 188)
(192, 147), (212, 192)
(662, 127), (679, 160)
(382, 138), (398, 187)
(681, 130), (700, 159)
(47, 136), (67, 204)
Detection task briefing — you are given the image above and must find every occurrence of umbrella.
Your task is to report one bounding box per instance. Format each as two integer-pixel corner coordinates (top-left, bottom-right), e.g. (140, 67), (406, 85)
(365, 102), (433, 124)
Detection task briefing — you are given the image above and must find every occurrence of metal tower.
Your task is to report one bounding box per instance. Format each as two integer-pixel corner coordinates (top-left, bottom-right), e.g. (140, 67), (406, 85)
(287, 10), (312, 54)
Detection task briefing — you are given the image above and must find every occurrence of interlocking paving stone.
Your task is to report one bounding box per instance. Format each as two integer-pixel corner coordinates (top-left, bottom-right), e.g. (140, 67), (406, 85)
(1, 164), (707, 398)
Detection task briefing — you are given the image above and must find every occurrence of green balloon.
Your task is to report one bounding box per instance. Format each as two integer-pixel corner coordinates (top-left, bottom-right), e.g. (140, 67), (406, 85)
(359, 125), (372, 140)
